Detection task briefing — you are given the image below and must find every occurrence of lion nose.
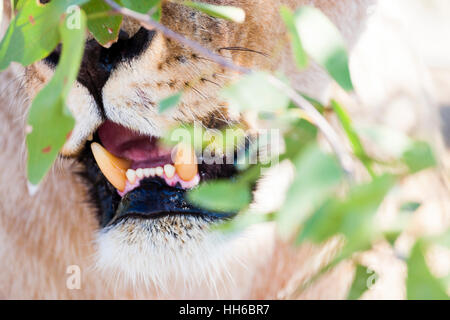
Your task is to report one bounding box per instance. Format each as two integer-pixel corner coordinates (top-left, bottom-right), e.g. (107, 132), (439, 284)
(44, 27), (155, 116)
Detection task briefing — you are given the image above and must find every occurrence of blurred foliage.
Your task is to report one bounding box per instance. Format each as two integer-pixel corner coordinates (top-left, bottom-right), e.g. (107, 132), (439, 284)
(0, 0), (448, 299)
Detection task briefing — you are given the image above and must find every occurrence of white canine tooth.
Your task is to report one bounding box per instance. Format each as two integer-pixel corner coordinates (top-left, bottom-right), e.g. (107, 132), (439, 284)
(155, 166), (163, 176)
(164, 164), (175, 178)
(149, 168), (156, 176)
(136, 168), (144, 179)
(143, 168), (151, 177)
(126, 169), (136, 184)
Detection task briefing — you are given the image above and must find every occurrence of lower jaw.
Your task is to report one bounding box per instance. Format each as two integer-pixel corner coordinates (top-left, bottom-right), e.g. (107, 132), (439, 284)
(76, 120), (240, 227)
(77, 143), (237, 228)
(107, 177), (236, 227)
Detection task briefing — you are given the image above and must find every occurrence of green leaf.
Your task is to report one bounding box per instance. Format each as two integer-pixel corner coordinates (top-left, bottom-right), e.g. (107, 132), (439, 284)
(221, 72), (289, 113)
(297, 174), (395, 258)
(158, 92), (182, 113)
(402, 141), (436, 174)
(400, 202), (421, 212)
(182, 1), (245, 23)
(383, 202), (418, 247)
(83, 0), (123, 47)
(0, 0), (88, 70)
(384, 231), (402, 247)
(26, 11), (87, 186)
(280, 6), (307, 69)
(277, 144), (343, 237)
(282, 119), (318, 160)
(331, 100), (374, 176)
(293, 6), (353, 91)
(407, 240), (449, 300)
(187, 179), (251, 212)
(357, 125), (437, 174)
(357, 125), (412, 159)
(429, 231), (450, 249)
(119, 0), (160, 14)
(347, 265), (378, 300)
(216, 211), (273, 233)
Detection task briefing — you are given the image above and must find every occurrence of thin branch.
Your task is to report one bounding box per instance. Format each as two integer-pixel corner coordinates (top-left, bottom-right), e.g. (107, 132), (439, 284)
(103, 0), (250, 74)
(266, 76), (355, 176)
(102, 0), (355, 177)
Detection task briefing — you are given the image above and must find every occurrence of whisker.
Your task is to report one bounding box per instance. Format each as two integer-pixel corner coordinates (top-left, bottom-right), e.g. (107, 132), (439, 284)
(218, 46), (269, 58)
(200, 77), (222, 87)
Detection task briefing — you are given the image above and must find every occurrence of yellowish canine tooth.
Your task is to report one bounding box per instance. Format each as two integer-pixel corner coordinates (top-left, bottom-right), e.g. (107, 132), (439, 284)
(126, 169), (136, 184)
(164, 164), (175, 178)
(174, 143), (198, 181)
(155, 166), (164, 176)
(90, 142), (131, 192)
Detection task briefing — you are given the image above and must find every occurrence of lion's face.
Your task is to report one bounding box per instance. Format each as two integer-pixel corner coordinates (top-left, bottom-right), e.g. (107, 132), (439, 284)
(13, 0), (374, 297)
(23, 1), (289, 290)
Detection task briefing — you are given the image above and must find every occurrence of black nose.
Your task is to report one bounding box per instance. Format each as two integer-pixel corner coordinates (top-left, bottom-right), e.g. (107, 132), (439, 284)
(44, 27), (155, 116)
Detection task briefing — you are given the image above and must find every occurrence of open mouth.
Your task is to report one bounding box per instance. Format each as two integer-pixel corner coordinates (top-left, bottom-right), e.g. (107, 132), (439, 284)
(78, 120), (238, 227)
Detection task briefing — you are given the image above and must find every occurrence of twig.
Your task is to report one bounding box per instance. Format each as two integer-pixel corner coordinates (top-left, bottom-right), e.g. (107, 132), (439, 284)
(103, 0), (250, 74)
(102, 0), (355, 177)
(267, 76), (355, 176)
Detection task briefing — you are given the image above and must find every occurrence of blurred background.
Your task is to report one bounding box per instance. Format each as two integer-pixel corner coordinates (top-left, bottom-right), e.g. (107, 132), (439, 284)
(324, 0), (450, 299)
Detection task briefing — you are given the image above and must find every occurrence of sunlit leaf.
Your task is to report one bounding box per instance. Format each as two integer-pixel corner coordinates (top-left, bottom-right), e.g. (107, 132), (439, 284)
(183, 1), (245, 23)
(221, 72), (289, 113)
(282, 119), (318, 160)
(158, 92), (182, 113)
(83, 0), (122, 47)
(293, 6), (353, 91)
(357, 125), (412, 159)
(297, 174), (395, 258)
(407, 240), (449, 300)
(347, 265), (378, 300)
(187, 179), (251, 212)
(402, 141), (436, 173)
(277, 144), (343, 237)
(331, 100), (374, 176)
(400, 202), (421, 212)
(357, 125), (437, 173)
(0, 0), (88, 70)
(384, 231), (402, 247)
(26, 12), (87, 186)
(119, 0), (160, 14)
(280, 6), (307, 69)
(216, 211), (273, 233)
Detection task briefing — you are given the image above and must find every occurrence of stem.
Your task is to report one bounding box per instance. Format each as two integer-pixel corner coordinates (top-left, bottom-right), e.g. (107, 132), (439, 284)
(267, 76), (355, 177)
(103, 0), (250, 74)
(102, 0), (355, 177)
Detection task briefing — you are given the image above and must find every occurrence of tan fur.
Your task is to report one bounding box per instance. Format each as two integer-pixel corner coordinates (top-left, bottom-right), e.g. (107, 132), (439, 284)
(0, 0), (416, 299)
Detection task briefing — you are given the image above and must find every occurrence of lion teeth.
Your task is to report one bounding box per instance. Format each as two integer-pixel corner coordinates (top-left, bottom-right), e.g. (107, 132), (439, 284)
(164, 164), (175, 178)
(91, 142), (201, 194)
(143, 168), (151, 177)
(155, 166), (164, 177)
(136, 168), (144, 179)
(174, 144), (198, 181)
(90, 142), (131, 192)
(126, 169), (137, 184)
